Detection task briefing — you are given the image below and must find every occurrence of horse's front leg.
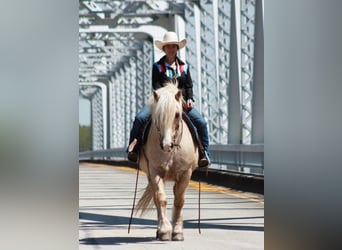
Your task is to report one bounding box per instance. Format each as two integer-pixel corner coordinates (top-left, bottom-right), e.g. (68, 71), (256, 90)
(151, 174), (172, 241)
(172, 170), (191, 241)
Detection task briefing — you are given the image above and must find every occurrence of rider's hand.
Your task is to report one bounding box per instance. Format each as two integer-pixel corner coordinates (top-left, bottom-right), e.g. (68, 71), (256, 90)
(186, 99), (194, 109)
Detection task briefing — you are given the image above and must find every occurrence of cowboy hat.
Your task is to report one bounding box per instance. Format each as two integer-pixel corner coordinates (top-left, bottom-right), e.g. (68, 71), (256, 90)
(155, 31), (187, 51)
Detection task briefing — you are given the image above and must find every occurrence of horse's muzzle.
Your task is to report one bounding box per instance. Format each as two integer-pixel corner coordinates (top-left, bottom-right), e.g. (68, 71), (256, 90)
(160, 142), (174, 152)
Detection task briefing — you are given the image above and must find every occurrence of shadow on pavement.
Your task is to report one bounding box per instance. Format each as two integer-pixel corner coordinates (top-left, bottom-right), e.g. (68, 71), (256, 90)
(80, 236), (159, 245)
(80, 211), (264, 246)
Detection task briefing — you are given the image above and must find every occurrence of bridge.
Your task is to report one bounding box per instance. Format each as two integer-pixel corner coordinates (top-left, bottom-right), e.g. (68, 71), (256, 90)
(79, 0), (264, 177)
(79, 1), (264, 248)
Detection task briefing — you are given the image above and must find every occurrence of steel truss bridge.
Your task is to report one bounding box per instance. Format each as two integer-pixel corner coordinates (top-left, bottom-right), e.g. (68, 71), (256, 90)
(79, 0), (264, 176)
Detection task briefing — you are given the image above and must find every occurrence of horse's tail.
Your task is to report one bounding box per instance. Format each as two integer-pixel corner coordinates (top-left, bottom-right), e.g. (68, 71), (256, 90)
(135, 182), (154, 216)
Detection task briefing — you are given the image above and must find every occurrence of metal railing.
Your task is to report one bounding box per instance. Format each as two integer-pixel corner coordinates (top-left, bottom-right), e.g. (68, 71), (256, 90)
(79, 144), (264, 176)
(208, 144), (264, 176)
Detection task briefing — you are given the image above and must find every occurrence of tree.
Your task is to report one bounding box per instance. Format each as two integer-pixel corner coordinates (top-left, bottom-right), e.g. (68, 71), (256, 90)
(79, 125), (91, 151)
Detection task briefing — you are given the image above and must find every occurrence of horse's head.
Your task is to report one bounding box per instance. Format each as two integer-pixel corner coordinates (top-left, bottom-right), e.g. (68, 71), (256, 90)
(150, 83), (183, 152)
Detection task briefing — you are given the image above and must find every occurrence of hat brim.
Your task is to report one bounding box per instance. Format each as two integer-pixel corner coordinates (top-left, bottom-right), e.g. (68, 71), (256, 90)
(155, 39), (187, 51)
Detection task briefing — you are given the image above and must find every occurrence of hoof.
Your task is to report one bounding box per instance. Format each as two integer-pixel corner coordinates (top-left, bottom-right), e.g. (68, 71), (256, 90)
(156, 230), (171, 241)
(172, 232), (184, 241)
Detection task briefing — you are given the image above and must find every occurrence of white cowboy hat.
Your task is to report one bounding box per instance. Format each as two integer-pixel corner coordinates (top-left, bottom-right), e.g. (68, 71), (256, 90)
(155, 31), (187, 51)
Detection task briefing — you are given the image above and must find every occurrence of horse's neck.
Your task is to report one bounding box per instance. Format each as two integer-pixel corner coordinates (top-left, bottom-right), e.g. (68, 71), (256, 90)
(145, 119), (198, 170)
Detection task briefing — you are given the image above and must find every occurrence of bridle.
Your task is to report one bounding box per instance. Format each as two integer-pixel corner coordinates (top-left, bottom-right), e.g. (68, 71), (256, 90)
(155, 113), (183, 151)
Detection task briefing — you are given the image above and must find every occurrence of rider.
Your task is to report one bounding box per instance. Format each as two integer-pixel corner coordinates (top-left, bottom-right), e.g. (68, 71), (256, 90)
(127, 31), (210, 168)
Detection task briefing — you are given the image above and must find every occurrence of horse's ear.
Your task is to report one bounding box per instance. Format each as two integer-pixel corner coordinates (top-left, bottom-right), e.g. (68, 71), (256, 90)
(175, 90), (182, 101)
(153, 90), (160, 102)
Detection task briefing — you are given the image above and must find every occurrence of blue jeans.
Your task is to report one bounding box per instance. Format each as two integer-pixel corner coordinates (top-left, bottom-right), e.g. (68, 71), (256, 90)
(129, 105), (150, 144)
(187, 108), (209, 154)
(129, 105), (209, 155)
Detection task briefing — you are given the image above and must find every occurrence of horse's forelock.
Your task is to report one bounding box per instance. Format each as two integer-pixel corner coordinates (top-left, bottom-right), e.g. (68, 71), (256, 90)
(151, 84), (182, 130)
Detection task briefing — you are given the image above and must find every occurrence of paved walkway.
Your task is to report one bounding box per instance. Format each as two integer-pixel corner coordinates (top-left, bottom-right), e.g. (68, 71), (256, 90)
(79, 163), (264, 250)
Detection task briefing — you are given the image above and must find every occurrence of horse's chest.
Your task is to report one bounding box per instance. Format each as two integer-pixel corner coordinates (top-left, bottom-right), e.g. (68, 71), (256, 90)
(156, 162), (183, 179)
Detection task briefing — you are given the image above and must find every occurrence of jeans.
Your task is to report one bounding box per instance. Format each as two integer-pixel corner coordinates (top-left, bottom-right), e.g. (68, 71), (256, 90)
(129, 105), (150, 144)
(129, 105), (209, 155)
(187, 108), (209, 154)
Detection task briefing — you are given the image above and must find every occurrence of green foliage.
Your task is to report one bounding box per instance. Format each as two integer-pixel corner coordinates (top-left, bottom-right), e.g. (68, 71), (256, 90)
(79, 125), (91, 151)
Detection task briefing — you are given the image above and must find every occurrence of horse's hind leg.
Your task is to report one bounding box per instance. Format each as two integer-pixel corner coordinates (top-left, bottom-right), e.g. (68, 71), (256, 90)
(171, 171), (191, 241)
(151, 174), (172, 241)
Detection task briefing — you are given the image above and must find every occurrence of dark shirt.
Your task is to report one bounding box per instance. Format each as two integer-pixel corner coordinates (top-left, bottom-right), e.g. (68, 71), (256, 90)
(152, 55), (194, 101)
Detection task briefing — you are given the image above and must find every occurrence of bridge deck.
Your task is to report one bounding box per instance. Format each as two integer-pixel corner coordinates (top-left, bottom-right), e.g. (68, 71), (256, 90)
(79, 163), (264, 250)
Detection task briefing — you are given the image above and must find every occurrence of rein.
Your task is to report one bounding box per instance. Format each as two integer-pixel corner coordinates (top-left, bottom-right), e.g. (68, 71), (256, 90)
(128, 148), (151, 234)
(128, 162), (140, 234)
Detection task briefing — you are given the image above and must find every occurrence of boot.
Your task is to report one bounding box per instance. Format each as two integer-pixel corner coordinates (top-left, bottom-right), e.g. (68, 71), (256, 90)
(127, 138), (139, 162)
(198, 150), (210, 168)
(128, 151), (138, 162)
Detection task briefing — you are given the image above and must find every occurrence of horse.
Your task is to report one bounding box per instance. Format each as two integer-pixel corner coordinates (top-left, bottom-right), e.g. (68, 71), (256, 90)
(135, 81), (199, 241)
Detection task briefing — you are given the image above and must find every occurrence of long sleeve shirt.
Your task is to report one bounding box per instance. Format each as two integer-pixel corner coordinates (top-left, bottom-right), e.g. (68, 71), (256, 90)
(152, 55), (194, 102)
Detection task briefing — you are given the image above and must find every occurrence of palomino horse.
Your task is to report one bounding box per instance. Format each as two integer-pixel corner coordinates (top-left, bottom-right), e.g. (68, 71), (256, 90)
(135, 82), (199, 241)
